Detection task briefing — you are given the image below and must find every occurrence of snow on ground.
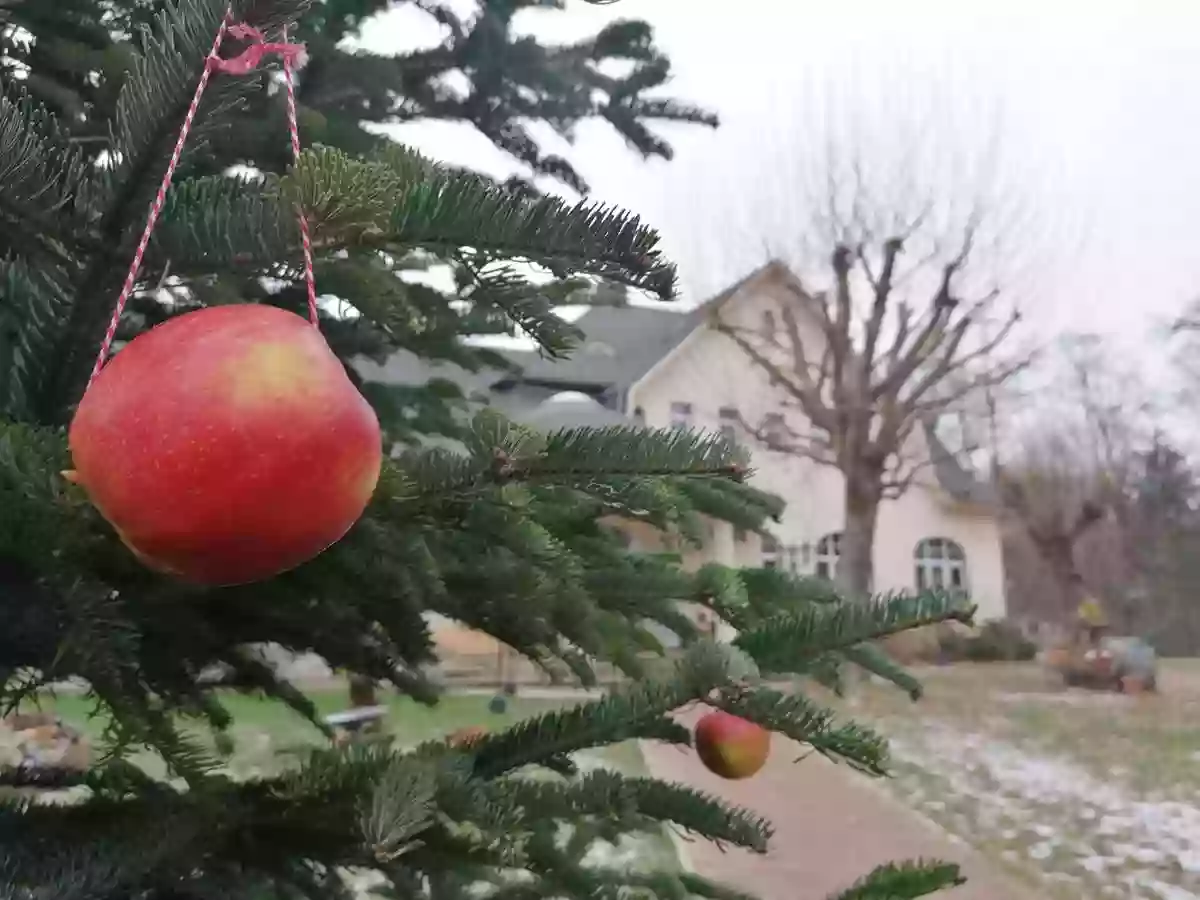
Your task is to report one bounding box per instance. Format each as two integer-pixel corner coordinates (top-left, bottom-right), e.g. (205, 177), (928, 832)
(880, 719), (1200, 899)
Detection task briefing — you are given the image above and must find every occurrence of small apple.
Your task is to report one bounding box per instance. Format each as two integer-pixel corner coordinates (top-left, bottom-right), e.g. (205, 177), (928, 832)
(447, 725), (488, 748)
(69, 305), (382, 585)
(694, 710), (770, 780)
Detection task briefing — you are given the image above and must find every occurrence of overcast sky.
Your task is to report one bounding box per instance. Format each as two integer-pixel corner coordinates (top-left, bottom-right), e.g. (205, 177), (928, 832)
(360, 1), (1200, 357)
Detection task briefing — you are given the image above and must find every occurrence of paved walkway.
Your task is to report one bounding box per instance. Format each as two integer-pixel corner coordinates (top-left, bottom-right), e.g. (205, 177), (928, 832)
(640, 711), (1036, 900)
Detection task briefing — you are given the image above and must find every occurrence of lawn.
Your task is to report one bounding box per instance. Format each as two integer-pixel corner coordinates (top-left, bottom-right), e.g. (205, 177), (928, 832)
(845, 662), (1200, 900)
(15, 686), (680, 875)
(32, 689), (575, 760)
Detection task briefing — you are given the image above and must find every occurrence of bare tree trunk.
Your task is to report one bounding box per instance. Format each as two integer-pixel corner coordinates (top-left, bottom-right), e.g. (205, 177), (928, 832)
(838, 470), (880, 599)
(1045, 556), (1083, 623)
(838, 469), (881, 701)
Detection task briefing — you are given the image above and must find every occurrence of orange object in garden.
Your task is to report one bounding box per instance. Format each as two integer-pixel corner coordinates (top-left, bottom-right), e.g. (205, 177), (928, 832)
(448, 726), (488, 748)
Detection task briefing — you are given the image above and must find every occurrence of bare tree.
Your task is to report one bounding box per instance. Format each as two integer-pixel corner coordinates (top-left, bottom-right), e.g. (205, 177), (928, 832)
(999, 334), (1154, 623)
(715, 231), (1027, 597)
(700, 68), (1077, 601)
(998, 431), (1111, 622)
(1170, 298), (1200, 417)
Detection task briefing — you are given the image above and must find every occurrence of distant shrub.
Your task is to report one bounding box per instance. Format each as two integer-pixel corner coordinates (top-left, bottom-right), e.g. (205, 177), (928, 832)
(880, 619), (1037, 664)
(879, 624), (947, 664)
(939, 618), (1037, 663)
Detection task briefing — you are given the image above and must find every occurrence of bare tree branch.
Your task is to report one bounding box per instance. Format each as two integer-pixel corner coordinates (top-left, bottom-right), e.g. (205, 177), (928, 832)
(872, 258), (960, 401)
(861, 237), (903, 377)
(898, 302), (1020, 413)
(830, 245), (855, 403)
(732, 410), (836, 467)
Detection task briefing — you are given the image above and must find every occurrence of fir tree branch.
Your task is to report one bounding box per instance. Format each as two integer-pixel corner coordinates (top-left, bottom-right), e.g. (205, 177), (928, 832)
(733, 591), (975, 674)
(469, 643), (734, 778)
(150, 147), (678, 300)
(714, 686), (890, 776)
(740, 568), (844, 612)
(223, 647), (335, 738)
(503, 768), (772, 852)
(97, 0), (233, 215)
(38, 0), (305, 418)
(527, 427), (748, 481)
(382, 418), (748, 510)
(454, 256), (587, 358)
(677, 477), (782, 532)
(0, 92), (91, 229)
(841, 644), (924, 701)
(358, 755), (439, 863)
(0, 258), (75, 421)
(150, 173), (296, 272)
(692, 563), (753, 629)
(828, 860), (965, 900)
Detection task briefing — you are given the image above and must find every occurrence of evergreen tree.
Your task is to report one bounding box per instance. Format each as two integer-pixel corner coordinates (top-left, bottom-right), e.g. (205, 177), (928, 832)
(0, 1), (974, 898)
(3, 0), (713, 443)
(1128, 436), (1200, 651)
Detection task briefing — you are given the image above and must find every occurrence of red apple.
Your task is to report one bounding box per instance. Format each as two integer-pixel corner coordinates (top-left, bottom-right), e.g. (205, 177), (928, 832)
(69, 305), (382, 585)
(694, 710), (770, 780)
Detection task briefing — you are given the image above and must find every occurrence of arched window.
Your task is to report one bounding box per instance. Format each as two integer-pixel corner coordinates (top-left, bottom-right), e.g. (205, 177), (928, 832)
(815, 532), (841, 580)
(914, 538), (968, 594)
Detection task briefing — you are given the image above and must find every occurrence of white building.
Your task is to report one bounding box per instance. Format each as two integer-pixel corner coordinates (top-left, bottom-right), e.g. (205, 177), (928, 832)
(358, 260), (1007, 625)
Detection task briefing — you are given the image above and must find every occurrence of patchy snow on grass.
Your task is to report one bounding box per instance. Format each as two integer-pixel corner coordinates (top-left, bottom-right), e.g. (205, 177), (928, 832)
(882, 720), (1200, 899)
(573, 748), (680, 870)
(994, 691), (1130, 708)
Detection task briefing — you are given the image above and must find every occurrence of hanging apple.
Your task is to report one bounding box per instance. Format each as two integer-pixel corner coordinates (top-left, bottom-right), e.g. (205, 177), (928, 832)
(694, 710), (770, 780)
(68, 305), (383, 585)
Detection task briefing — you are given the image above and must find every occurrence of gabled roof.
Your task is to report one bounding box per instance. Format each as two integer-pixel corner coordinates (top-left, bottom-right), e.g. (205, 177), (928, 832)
(495, 305), (697, 388)
(495, 260), (788, 390)
(922, 420), (998, 507)
(358, 260), (995, 508)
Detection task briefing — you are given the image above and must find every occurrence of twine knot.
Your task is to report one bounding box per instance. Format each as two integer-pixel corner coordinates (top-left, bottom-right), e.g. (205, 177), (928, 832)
(209, 23), (308, 76)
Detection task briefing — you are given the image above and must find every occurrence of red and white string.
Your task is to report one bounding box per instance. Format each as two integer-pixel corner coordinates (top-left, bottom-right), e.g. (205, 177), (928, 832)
(281, 24), (319, 327)
(86, 12), (316, 394)
(87, 6), (235, 391)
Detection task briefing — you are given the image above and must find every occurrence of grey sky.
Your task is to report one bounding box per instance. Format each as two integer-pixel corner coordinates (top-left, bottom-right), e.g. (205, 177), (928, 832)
(362, 1), (1200, 352)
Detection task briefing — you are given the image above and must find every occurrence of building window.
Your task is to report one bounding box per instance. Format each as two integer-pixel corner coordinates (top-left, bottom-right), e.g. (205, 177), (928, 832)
(762, 533), (780, 569)
(815, 532), (841, 580)
(914, 537), (968, 595)
(761, 309), (776, 339)
(718, 406), (739, 443)
(669, 401), (693, 429)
